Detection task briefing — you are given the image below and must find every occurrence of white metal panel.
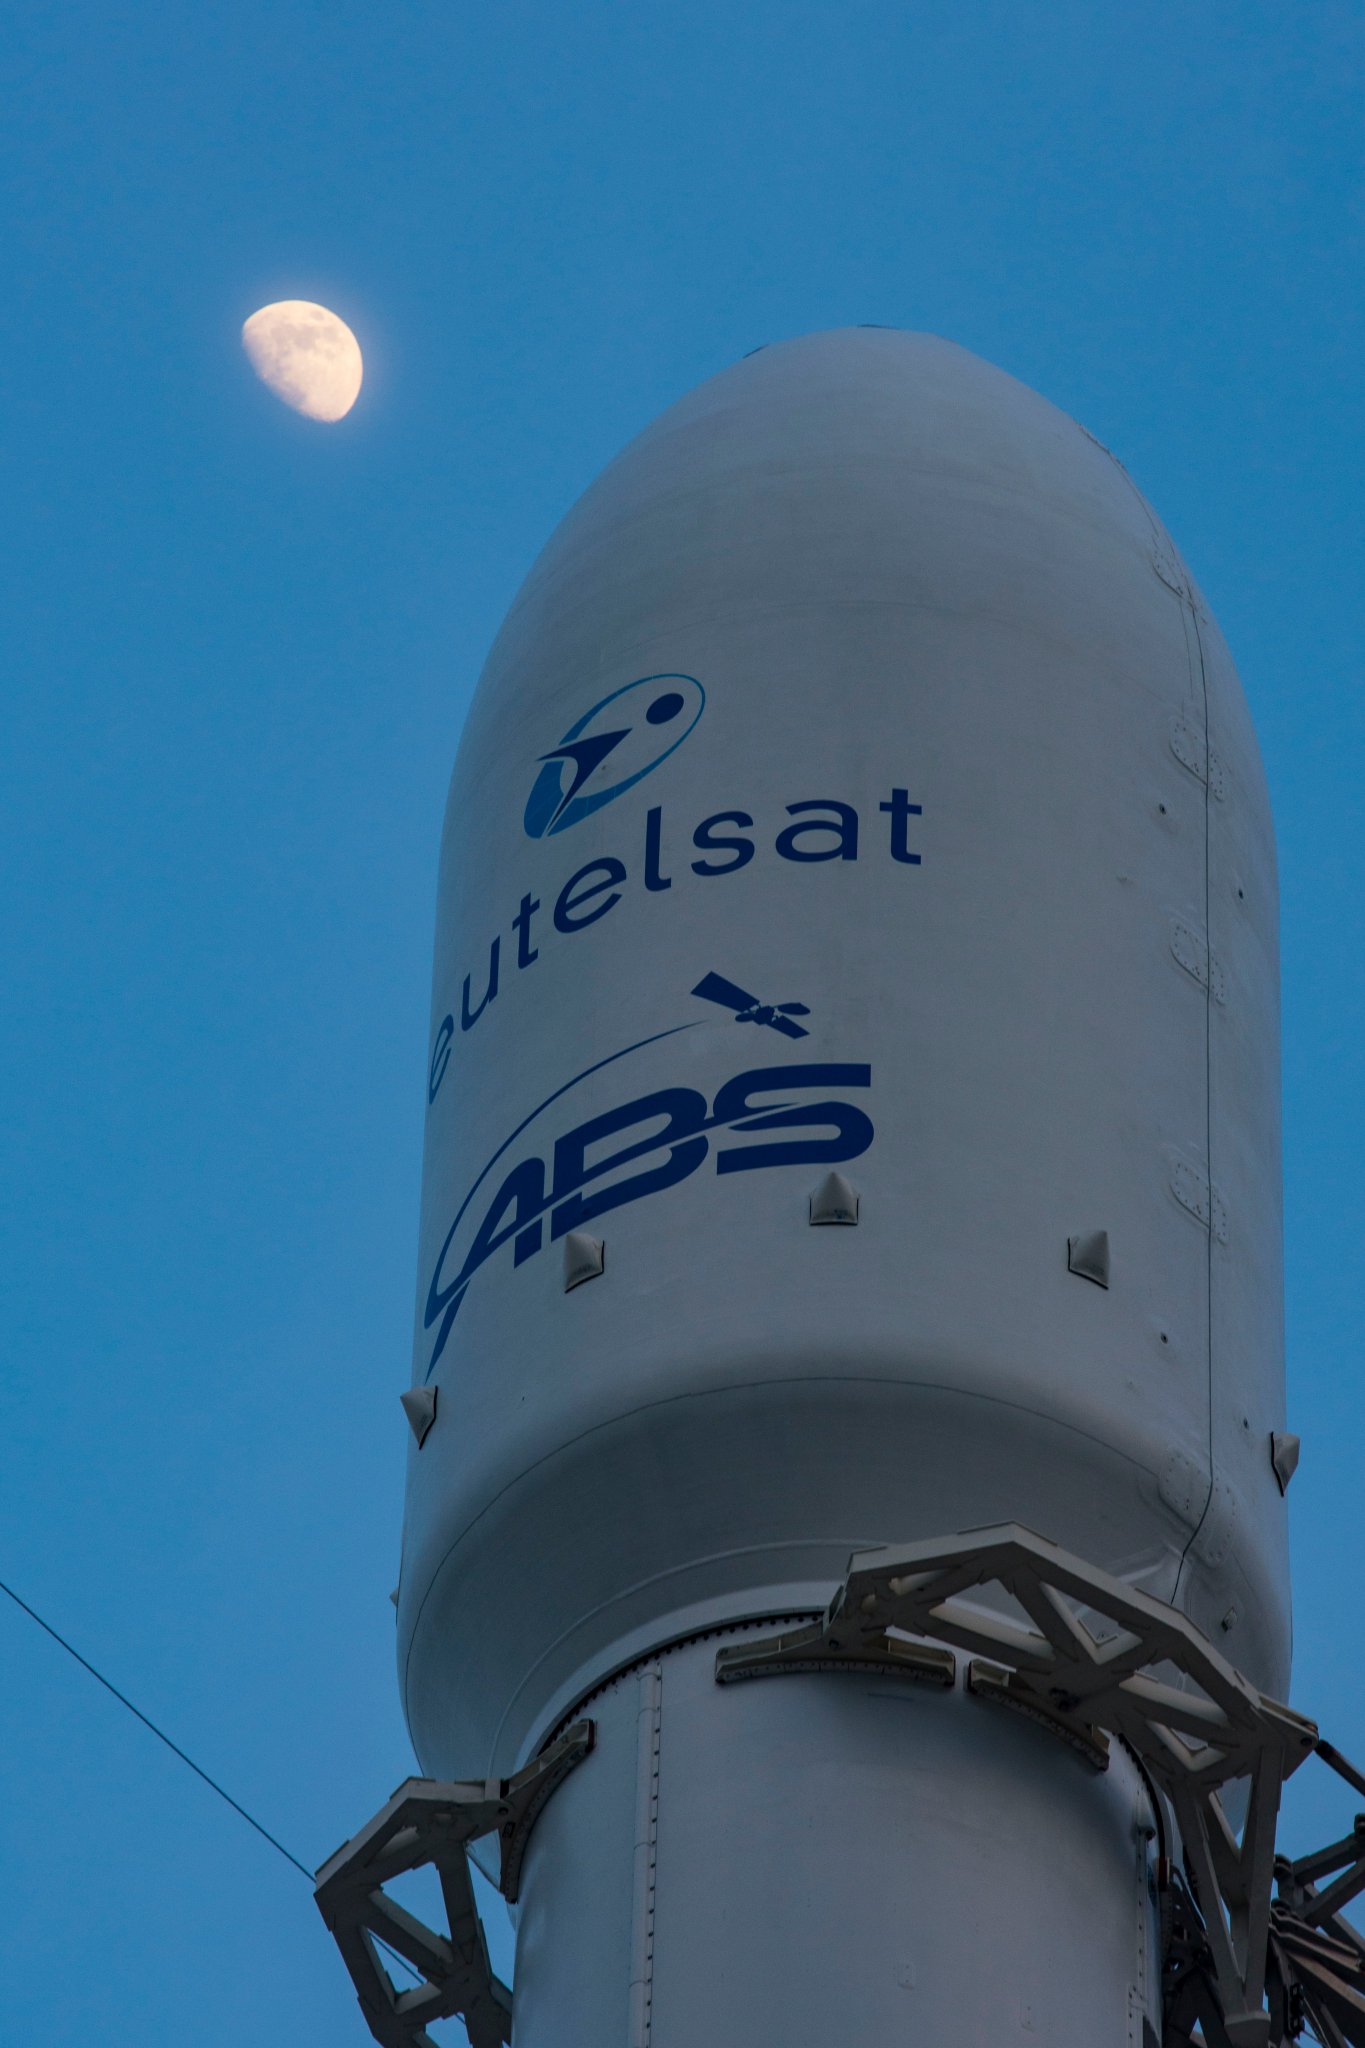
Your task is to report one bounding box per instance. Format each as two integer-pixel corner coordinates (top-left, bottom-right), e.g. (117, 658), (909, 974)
(511, 1630), (1160, 2047)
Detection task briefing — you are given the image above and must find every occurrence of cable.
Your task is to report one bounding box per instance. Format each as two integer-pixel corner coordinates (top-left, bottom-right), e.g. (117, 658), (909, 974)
(0, 1572), (315, 1878)
(0, 1571), (426, 1987)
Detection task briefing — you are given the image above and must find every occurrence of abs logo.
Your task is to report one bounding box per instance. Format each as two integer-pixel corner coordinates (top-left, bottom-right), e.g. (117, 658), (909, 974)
(421, 977), (872, 1379)
(523, 673), (705, 838)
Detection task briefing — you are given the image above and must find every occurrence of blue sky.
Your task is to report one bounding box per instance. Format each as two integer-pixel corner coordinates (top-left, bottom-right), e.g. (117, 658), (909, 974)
(2, 3), (1362, 2040)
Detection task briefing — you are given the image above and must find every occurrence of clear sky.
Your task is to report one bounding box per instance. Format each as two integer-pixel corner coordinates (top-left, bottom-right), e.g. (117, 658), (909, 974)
(2, 4), (1362, 2042)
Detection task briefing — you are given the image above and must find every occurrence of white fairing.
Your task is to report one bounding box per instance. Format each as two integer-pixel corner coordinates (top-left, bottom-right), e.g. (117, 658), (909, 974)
(398, 329), (1287, 2040)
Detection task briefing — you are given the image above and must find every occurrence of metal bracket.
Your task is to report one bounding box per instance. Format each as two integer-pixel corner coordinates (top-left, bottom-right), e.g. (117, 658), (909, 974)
(717, 1614), (955, 1689)
(719, 1524), (1318, 2047)
(314, 1718), (593, 2048)
(1162, 1861), (1252, 2048)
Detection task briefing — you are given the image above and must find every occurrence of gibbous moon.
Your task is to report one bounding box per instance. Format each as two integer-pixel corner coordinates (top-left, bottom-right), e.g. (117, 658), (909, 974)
(241, 301), (363, 422)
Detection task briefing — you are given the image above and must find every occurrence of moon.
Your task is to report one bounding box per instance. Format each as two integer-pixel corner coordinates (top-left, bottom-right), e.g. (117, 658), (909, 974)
(241, 301), (363, 422)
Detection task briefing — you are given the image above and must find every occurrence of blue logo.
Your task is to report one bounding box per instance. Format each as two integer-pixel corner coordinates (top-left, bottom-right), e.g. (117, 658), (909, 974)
(421, 975), (872, 1378)
(524, 673), (705, 838)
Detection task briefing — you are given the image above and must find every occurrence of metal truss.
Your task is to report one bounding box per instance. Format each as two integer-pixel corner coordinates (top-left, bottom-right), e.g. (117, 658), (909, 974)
(316, 1525), (1361, 2048)
(1162, 1738), (1365, 2048)
(314, 1718), (593, 2048)
(718, 1523), (1319, 2048)
(1264, 1740), (1365, 2047)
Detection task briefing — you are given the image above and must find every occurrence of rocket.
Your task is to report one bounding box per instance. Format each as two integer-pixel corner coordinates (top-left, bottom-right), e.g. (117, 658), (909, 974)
(317, 332), (1357, 2048)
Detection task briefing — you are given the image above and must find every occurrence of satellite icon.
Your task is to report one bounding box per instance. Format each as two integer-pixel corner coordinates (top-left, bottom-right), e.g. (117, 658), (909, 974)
(692, 970), (812, 1039)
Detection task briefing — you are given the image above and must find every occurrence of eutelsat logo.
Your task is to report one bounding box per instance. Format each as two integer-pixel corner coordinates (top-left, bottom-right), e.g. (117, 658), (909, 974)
(523, 673), (705, 838)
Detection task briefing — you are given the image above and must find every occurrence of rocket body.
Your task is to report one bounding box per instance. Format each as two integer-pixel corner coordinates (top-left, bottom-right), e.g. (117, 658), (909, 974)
(398, 332), (1289, 2042)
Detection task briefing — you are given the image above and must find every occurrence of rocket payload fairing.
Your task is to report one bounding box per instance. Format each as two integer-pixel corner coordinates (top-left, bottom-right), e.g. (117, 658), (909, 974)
(318, 332), (1341, 2047)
